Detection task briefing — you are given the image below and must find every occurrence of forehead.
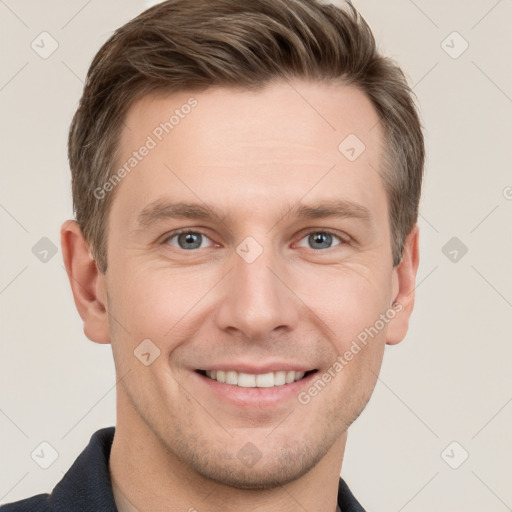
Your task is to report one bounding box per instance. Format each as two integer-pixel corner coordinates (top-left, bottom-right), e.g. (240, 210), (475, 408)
(112, 80), (386, 229)
(121, 80), (382, 157)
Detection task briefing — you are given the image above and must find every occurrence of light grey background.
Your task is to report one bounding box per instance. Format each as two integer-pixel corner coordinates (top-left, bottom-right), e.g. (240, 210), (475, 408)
(1, 0), (511, 510)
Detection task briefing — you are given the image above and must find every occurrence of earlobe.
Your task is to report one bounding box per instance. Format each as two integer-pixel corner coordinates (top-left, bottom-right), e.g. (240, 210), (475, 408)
(386, 225), (420, 345)
(60, 220), (111, 344)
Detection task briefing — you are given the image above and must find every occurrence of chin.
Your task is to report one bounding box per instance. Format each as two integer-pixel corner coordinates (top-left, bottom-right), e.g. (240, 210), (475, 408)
(191, 452), (319, 490)
(176, 432), (334, 490)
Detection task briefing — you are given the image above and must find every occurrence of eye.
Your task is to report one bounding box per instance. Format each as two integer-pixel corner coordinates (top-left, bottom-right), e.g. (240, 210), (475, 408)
(296, 231), (344, 250)
(164, 230), (215, 250)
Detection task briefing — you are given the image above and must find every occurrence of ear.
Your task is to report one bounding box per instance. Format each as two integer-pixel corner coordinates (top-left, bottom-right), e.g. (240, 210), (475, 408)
(386, 225), (420, 345)
(60, 220), (110, 344)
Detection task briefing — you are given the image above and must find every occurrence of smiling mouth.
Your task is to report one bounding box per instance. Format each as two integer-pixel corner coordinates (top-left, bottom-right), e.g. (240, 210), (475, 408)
(196, 369), (318, 388)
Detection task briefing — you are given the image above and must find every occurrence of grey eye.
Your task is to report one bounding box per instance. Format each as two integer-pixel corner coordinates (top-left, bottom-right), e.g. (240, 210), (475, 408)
(296, 231), (342, 250)
(167, 231), (211, 250)
(179, 232), (202, 249)
(308, 232), (333, 249)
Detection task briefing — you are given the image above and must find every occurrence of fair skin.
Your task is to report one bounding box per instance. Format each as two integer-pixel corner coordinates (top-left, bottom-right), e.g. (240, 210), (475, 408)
(61, 80), (419, 512)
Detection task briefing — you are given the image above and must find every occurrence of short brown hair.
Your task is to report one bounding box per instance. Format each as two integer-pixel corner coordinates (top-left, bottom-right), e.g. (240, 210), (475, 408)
(68, 0), (424, 273)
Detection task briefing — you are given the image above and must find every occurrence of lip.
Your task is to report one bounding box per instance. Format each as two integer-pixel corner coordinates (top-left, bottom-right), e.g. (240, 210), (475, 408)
(196, 363), (316, 374)
(193, 369), (318, 409)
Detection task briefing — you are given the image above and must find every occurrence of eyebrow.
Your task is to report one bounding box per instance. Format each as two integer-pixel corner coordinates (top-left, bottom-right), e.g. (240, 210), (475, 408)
(135, 198), (372, 230)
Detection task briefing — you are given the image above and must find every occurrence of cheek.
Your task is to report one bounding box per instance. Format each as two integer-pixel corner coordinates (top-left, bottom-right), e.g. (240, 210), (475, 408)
(295, 263), (393, 346)
(107, 262), (217, 346)
(107, 249), (393, 357)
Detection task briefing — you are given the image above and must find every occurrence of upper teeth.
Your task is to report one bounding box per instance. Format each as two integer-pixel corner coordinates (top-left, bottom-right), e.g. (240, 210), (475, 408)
(205, 370), (306, 387)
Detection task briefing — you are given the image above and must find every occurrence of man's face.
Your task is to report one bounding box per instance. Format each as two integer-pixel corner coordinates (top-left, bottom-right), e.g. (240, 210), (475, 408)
(98, 80), (409, 488)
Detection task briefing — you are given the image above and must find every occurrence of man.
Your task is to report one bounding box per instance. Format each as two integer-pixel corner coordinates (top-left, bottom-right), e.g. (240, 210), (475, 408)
(1, 0), (423, 510)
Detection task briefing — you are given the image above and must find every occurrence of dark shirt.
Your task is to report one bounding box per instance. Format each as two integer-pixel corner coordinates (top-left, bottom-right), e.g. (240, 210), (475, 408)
(0, 427), (366, 511)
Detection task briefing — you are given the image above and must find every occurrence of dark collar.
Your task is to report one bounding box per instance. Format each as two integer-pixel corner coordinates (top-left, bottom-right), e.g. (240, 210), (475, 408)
(50, 426), (118, 512)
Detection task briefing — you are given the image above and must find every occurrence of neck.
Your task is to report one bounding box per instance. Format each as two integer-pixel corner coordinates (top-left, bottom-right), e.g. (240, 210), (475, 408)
(109, 391), (347, 512)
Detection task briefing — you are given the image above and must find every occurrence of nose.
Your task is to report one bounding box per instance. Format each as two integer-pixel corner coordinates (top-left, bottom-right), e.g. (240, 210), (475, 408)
(214, 241), (300, 342)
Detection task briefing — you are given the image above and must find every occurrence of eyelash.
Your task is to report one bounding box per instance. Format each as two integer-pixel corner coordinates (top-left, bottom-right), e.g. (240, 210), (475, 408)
(162, 228), (349, 251)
